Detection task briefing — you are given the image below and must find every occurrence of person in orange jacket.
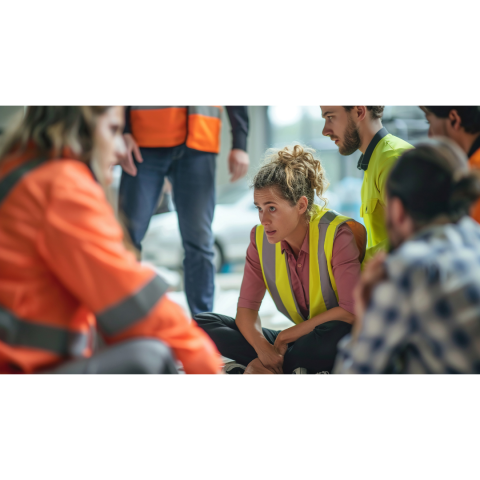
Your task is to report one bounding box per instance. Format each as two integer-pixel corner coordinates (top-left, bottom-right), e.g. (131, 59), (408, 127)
(421, 106), (480, 222)
(0, 106), (222, 374)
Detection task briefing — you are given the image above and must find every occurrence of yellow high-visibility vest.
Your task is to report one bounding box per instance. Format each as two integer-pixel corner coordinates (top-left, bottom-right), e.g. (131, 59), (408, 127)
(360, 130), (413, 249)
(255, 205), (366, 324)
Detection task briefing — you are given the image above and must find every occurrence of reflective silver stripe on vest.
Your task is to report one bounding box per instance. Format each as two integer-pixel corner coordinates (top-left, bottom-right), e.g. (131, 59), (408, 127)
(96, 274), (169, 337)
(0, 157), (47, 206)
(318, 211), (340, 310)
(188, 106), (222, 119)
(0, 306), (89, 357)
(260, 229), (293, 322)
(130, 106), (187, 110)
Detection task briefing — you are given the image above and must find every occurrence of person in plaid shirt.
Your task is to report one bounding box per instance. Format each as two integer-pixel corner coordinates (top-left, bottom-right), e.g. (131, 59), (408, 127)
(335, 138), (480, 374)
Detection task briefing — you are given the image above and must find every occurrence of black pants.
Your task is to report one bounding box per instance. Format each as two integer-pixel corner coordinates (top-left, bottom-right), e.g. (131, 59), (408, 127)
(46, 339), (179, 374)
(194, 313), (352, 374)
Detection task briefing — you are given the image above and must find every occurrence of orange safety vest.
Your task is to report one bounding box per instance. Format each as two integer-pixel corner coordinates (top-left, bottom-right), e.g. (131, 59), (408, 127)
(0, 147), (221, 374)
(469, 145), (480, 223)
(129, 106), (223, 153)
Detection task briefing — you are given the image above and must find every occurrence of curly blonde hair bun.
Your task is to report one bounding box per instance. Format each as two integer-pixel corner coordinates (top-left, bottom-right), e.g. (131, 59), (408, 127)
(252, 144), (329, 220)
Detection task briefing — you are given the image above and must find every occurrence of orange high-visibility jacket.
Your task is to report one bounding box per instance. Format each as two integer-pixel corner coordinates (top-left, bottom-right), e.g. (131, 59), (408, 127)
(129, 106), (223, 153)
(469, 138), (480, 223)
(0, 148), (222, 374)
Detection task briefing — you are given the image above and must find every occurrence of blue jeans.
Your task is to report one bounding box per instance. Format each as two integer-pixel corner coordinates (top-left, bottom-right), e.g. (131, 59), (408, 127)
(119, 145), (216, 316)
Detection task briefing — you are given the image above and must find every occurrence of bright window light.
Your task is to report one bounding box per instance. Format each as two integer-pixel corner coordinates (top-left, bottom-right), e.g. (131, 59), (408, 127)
(268, 106), (303, 126)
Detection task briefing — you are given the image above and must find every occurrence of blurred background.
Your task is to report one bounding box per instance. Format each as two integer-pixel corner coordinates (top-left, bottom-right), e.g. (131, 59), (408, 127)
(0, 106), (429, 329)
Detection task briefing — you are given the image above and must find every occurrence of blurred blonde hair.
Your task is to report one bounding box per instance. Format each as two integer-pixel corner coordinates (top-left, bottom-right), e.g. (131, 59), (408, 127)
(0, 106), (108, 159)
(252, 144), (329, 220)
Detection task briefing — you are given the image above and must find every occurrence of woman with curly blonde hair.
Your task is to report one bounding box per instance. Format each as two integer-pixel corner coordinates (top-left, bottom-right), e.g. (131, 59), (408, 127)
(195, 144), (367, 374)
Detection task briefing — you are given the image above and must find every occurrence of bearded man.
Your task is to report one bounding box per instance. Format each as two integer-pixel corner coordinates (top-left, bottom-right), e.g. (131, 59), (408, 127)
(320, 106), (413, 253)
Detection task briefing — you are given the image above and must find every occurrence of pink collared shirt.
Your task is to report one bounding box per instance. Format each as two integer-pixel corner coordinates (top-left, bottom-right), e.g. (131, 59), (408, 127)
(238, 223), (360, 316)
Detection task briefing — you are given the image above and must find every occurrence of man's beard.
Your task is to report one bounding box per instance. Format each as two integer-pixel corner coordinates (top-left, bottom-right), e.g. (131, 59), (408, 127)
(339, 116), (361, 156)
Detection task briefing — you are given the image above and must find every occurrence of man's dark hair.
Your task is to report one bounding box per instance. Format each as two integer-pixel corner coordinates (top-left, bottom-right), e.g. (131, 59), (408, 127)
(387, 139), (480, 225)
(343, 106), (384, 119)
(424, 106), (480, 134)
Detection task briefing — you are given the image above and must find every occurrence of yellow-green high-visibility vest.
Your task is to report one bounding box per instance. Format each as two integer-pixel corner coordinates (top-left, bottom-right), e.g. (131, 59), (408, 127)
(359, 128), (413, 249)
(255, 205), (366, 325)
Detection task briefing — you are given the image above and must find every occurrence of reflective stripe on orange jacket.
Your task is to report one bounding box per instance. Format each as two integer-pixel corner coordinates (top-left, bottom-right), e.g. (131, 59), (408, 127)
(129, 106), (223, 153)
(0, 149), (222, 373)
(469, 141), (480, 223)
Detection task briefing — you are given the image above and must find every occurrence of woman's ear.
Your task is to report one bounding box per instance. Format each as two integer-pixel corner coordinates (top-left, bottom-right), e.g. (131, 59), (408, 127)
(298, 196), (309, 215)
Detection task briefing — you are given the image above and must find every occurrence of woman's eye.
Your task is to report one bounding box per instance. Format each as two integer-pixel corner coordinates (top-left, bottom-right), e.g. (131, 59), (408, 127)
(269, 206), (276, 212)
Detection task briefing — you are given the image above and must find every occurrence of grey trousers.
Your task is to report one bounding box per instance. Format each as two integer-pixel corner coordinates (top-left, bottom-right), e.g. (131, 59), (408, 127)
(47, 339), (179, 374)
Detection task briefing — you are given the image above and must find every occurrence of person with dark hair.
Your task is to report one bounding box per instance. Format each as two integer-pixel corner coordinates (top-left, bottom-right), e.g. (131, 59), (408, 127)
(421, 106), (480, 222)
(195, 145), (367, 374)
(334, 138), (480, 374)
(320, 106), (413, 256)
(0, 106), (221, 374)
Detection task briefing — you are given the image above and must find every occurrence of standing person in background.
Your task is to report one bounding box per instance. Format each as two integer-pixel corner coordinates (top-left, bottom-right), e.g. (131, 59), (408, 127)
(0, 106), (221, 374)
(335, 139), (480, 374)
(119, 106), (249, 316)
(421, 106), (480, 223)
(320, 106), (413, 257)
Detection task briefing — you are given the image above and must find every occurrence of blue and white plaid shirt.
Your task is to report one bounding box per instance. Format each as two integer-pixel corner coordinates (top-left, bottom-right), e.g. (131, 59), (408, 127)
(334, 216), (480, 374)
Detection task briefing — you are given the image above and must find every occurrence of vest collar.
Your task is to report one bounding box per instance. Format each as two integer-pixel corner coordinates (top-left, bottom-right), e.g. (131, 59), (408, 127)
(357, 127), (389, 171)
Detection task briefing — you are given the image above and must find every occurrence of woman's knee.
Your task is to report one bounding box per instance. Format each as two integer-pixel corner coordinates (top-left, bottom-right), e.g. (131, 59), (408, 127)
(193, 312), (236, 330)
(193, 312), (214, 324)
